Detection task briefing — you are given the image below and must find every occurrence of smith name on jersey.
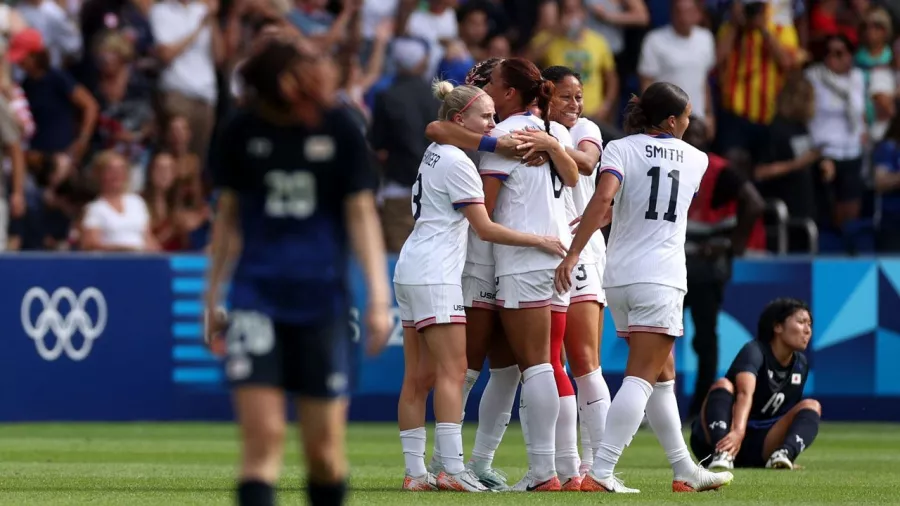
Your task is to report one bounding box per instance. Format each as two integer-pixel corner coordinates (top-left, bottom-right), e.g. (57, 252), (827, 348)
(211, 107), (377, 324)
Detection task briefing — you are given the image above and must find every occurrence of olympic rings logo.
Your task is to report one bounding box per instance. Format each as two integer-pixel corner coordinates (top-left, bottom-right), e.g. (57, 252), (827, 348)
(20, 287), (108, 361)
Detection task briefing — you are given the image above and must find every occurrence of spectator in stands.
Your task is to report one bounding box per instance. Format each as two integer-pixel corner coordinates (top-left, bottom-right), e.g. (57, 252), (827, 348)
(142, 151), (184, 250)
(336, 18), (391, 121)
(856, 8), (895, 142)
(288, 0), (356, 47)
(716, 0), (798, 160)
(81, 150), (158, 251)
(370, 37), (437, 252)
(11, 28), (98, 173)
(584, 0), (649, 62)
(754, 74), (822, 225)
(872, 115), (900, 251)
(0, 97), (26, 251)
(18, 0), (83, 69)
(806, 34), (866, 230)
(78, 0), (156, 91)
(485, 32), (511, 58)
(362, 0), (399, 52)
(93, 30), (154, 188)
(162, 114), (208, 247)
(458, 2), (490, 61)
(638, 0), (716, 138)
(684, 115), (765, 418)
(809, 0), (857, 46)
(0, 4), (29, 42)
(150, 0), (224, 161)
(531, 0), (618, 124)
(406, 0), (458, 79)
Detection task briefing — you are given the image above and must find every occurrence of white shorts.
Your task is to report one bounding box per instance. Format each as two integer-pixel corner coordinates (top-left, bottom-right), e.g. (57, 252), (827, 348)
(496, 269), (569, 311)
(569, 263), (606, 306)
(462, 275), (498, 310)
(394, 283), (467, 331)
(605, 283), (685, 338)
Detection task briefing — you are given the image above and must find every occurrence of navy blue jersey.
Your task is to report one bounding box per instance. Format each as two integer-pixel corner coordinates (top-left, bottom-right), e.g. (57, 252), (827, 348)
(211, 107), (378, 324)
(726, 340), (809, 429)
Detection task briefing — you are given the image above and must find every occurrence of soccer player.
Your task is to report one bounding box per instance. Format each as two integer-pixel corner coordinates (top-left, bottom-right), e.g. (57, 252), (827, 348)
(555, 82), (733, 493)
(203, 37), (393, 506)
(394, 80), (566, 492)
(523, 66), (612, 486)
(690, 297), (820, 471)
(480, 57), (579, 492)
(421, 58), (529, 491)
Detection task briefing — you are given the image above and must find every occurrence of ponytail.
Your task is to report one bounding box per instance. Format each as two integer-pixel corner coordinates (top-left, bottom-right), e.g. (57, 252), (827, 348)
(536, 79), (563, 197)
(622, 94), (650, 134)
(623, 83), (691, 135)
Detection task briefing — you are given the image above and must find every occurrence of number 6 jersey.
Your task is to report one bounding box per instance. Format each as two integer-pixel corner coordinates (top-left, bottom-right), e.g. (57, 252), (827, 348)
(599, 134), (708, 291)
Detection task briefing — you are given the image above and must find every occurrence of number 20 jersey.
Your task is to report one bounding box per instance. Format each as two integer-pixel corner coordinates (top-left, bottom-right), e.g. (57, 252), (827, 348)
(600, 134), (708, 292)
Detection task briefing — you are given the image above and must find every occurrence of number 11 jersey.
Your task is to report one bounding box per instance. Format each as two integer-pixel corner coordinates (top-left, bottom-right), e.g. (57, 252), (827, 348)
(600, 134), (707, 291)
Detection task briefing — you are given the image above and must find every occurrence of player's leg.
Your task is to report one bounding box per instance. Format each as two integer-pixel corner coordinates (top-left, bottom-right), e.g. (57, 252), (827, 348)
(761, 399), (822, 469)
(395, 284), (437, 490)
(225, 311), (288, 506)
(286, 320), (356, 506)
(551, 304), (580, 490)
(497, 271), (561, 491)
(698, 378), (737, 470)
(422, 320), (488, 492)
(397, 327), (436, 490)
(468, 316), (518, 490)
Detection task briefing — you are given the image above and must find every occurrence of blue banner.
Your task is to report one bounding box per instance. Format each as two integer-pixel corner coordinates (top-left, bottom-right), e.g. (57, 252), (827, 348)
(0, 254), (898, 421)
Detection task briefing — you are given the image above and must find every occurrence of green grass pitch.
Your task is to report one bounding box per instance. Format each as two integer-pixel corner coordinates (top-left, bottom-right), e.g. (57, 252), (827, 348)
(1, 422), (898, 505)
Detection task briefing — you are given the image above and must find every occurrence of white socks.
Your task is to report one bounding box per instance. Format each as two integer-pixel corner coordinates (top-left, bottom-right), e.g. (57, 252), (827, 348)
(435, 422), (465, 474)
(471, 365), (520, 467)
(521, 363), (560, 480)
(580, 419), (592, 469)
(645, 380), (697, 478)
(592, 376), (653, 479)
(574, 368), (611, 468)
(461, 368), (481, 421)
(555, 395), (580, 478)
(400, 427), (427, 477)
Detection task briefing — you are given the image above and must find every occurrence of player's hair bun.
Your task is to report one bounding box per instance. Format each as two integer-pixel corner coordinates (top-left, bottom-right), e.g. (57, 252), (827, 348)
(432, 80), (456, 101)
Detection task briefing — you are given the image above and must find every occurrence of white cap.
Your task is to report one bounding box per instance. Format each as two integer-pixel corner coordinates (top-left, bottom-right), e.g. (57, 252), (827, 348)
(390, 37), (428, 73)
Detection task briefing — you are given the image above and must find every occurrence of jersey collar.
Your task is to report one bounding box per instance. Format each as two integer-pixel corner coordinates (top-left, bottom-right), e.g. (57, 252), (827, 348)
(647, 132), (674, 139)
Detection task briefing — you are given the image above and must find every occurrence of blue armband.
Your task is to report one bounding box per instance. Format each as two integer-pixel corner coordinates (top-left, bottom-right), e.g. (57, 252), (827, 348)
(478, 136), (498, 153)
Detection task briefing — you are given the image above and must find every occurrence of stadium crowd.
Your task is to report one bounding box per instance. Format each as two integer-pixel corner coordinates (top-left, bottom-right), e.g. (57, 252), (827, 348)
(0, 0), (897, 254)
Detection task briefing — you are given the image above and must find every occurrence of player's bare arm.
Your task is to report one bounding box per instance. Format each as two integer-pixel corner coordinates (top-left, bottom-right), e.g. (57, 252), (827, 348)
(555, 171), (618, 293)
(569, 140), (602, 176)
(203, 190), (242, 346)
(512, 129), (579, 186)
(718, 372), (757, 455)
(424, 120), (521, 158)
(344, 190), (392, 356)
(461, 204), (566, 258)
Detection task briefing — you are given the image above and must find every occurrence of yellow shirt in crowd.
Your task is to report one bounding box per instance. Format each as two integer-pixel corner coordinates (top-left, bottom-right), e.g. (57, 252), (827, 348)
(533, 28), (615, 118)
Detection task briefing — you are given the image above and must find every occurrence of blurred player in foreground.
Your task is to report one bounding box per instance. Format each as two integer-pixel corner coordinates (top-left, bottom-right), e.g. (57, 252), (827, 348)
(394, 80), (565, 492)
(204, 35), (392, 506)
(691, 298), (820, 471)
(555, 82), (732, 493)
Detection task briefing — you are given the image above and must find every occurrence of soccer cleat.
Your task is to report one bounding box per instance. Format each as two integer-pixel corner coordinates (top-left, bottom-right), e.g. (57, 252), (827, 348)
(560, 475), (583, 491)
(466, 460), (509, 491)
(427, 455), (444, 475)
(510, 470), (562, 492)
(766, 449), (794, 470)
(580, 472), (640, 493)
(673, 466), (734, 492)
(402, 472), (438, 491)
(436, 470), (491, 492)
(708, 451), (735, 471)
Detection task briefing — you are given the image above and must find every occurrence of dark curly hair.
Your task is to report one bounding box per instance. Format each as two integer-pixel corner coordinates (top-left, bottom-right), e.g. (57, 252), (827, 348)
(757, 298), (811, 343)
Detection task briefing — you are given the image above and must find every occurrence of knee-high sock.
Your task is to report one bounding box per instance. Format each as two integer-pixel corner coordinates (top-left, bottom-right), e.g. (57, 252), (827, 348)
(591, 376), (653, 479)
(575, 368), (611, 466)
(645, 380), (696, 478)
(471, 365), (520, 468)
(521, 363), (559, 480)
(780, 409), (820, 461)
(550, 312), (575, 396)
(555, 395), (580, 478)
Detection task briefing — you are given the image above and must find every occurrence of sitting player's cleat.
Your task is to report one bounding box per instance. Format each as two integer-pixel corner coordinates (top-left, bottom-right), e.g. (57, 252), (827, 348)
(436, 470), (491, 492)
(580, 473), (640, 493)
(402, 472), (438, 491)
(510, 470), (562, 492)
(560, 475), (583, 491)
(708, 450), (735, 471)
(466, 460), (509, 491)
(427, 455), (444, 476)
(766, 449), (793, 470)
(672, 467), (734, 492)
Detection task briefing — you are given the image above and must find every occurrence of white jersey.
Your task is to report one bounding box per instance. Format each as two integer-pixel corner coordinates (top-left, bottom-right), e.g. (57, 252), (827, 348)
(600, 134), (708, 291)
(480, 112), (573, 276)
(394, 143), (484, 286)
(463, 149), (495, 273)
(569, 117), (605, 267)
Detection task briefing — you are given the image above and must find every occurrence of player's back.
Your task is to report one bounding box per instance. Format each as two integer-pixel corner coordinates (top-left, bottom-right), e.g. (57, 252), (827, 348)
(481, 113), (572, 276)
(223, 108), (370, 323)
(726, 340), (809, 426)
(601, 133), (708, 291)
(394, 143), (481, 286)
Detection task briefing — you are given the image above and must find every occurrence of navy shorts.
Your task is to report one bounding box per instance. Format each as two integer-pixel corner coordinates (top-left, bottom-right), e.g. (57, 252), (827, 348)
(223, 310), (353, 398)
(689, 418), (770, 468)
